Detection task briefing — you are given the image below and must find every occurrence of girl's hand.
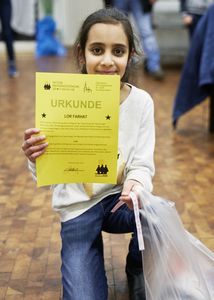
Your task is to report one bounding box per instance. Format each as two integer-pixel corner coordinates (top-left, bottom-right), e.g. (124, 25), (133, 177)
(22, 128), (48, 163)
(119, 179), (142, 210)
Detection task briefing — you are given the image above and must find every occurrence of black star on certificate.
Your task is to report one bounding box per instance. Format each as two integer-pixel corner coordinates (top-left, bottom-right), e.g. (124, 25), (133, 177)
(41, 113), (46, 118)
(106, 115), (111, 120)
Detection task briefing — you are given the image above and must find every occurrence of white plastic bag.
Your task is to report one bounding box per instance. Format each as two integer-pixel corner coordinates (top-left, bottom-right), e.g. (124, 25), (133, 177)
(131, 189), (214, 300)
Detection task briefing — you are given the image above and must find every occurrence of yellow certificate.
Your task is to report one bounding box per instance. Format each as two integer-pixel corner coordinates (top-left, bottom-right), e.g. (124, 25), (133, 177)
(35, 72), (120, 187)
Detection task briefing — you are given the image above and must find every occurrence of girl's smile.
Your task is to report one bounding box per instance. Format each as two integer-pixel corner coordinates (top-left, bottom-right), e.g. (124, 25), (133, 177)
(84, 23), (130, 79)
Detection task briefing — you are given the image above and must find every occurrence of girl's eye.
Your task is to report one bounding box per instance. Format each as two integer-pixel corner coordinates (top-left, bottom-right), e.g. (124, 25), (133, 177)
(113, 48), (125, 56)
(91, 48), (103, 55)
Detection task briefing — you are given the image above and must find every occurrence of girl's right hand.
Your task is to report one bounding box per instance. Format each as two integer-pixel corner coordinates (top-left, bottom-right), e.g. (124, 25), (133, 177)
(22, 128), (48, 163)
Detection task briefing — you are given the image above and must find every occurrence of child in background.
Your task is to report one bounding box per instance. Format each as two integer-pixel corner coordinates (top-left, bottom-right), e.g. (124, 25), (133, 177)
(22, 8), (155, 300)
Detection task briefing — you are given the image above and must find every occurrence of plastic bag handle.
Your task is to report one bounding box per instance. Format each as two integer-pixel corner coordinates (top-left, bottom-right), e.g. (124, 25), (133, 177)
(130, 191), (145, 251)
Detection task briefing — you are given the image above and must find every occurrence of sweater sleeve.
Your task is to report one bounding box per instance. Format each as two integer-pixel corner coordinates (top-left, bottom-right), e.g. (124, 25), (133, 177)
(124, 95), (155, 192)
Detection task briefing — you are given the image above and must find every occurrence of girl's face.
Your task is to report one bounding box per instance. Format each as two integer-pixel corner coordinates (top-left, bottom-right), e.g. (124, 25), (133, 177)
(83, 23), (130, 79)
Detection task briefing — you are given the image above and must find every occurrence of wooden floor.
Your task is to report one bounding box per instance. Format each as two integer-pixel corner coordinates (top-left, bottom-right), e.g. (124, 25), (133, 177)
(0, 53), (213, 300)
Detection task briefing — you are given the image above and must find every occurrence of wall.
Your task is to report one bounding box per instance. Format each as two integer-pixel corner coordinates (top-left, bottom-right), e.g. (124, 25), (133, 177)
(0, 0), (104, 54)
(54, 0), (103, 46)
(153, 0), (189, 64)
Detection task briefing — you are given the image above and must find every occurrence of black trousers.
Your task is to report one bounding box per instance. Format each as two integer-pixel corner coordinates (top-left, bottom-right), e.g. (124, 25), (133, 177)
(0, 0), (15, 61)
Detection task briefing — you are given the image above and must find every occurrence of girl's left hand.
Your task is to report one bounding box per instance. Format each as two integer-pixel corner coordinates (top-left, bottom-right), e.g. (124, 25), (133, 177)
(119, 180), (142, 210)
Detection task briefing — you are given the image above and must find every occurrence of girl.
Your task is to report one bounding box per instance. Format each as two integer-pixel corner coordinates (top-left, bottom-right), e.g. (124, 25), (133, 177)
(22, 8), (155, 300)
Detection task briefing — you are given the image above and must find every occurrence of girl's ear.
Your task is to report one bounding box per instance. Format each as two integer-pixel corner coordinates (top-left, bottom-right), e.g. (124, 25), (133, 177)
(128, 48), (135, 63)
(77, 44), (85, 65)
(77, 44), (87, 73)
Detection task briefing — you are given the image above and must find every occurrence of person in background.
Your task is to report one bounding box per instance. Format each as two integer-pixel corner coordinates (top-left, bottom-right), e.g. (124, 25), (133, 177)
(180, 0), (214, 38)
(22, 7), (156, 300)
(113, 0), (164, 80)
(103, 0), (113, 7)
(0, 0), (18, 78)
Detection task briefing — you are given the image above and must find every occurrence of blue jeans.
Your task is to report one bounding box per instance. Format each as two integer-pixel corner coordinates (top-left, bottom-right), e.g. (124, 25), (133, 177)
(60, 193), (142, 300)
(113, 0), (161, 72)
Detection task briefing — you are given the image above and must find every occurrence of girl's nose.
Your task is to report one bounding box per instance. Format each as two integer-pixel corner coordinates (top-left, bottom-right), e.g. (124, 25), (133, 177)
(100, 53), (114, 66)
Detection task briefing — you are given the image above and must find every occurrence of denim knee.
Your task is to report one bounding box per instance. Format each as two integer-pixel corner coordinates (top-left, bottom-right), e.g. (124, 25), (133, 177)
(60, 204), (108, 300)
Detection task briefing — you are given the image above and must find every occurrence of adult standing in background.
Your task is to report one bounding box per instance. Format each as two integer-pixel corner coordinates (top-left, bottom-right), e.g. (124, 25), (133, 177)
(0, 0), (18, 78)
(180, 0), (214, 38)
(113, 0), (164, 80)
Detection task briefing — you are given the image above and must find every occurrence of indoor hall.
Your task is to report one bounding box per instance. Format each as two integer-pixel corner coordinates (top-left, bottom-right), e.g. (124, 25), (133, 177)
(0, 52), (213, 299)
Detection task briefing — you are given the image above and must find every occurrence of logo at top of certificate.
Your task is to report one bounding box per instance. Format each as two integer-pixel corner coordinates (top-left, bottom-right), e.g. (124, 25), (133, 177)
(44, 83), (51, 90)
(83, 82), (92, 93)
(95, 164), (109, 177)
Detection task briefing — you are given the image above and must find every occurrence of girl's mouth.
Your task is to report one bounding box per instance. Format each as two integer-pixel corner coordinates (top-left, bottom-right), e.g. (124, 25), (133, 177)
(96, 71), (117, 75)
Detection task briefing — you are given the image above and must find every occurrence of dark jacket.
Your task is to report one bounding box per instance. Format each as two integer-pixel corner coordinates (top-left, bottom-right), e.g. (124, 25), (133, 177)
(172, 4), (214, 125)
(140, 0), (153, 13)
(103, 0), (153, 13)
(103, 0), (113, 7)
